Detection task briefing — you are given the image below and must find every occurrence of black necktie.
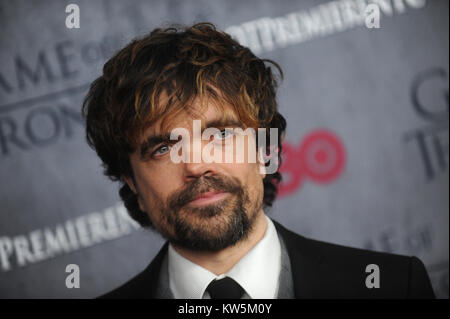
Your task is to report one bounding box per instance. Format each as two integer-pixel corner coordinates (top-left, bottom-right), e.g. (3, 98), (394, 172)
(206, 277), (245, 299)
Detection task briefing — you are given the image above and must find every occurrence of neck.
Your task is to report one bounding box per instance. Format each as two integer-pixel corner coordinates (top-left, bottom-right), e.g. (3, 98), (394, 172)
(172, 211), (268, 275)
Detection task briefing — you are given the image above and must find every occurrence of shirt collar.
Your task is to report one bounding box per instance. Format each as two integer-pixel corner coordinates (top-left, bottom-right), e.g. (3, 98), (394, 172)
(168, 243), (217, 299)
(168, 215), (281, 299)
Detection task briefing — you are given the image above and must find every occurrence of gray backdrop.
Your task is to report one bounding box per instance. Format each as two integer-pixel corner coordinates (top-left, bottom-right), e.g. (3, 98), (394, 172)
(0, 0), (448, 298)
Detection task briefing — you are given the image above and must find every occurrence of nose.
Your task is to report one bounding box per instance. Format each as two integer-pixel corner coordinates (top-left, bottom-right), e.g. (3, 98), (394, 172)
(183, 161), (216, 181)
(180, 137), (216, 181)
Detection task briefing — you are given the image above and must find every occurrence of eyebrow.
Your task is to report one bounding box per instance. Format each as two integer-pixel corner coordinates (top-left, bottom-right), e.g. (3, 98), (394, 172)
(202, 119), (243, 130)
(139, 119), (244, 158)
(140, 133), (173, 158)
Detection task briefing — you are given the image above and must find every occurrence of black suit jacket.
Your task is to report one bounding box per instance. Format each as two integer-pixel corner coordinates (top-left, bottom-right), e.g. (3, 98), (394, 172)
(101, 219), (435, 298)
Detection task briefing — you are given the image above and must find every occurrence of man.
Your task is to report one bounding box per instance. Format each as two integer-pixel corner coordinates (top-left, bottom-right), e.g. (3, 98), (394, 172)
(83, 23), (435, 299)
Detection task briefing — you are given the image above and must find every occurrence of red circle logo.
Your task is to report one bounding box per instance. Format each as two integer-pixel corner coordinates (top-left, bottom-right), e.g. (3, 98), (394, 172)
(278, 129), (346, 197)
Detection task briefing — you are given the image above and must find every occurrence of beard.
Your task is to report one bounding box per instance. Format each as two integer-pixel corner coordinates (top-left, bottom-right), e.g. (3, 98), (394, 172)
(153, 174), (261, 252)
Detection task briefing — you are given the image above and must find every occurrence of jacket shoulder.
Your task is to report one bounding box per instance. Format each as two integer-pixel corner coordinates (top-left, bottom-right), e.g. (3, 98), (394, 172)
(98, 242), (169, 299)
(272, 219), (435, 298)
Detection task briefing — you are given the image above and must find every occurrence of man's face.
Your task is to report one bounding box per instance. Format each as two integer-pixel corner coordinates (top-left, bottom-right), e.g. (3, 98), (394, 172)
(125, 97), (266, 252)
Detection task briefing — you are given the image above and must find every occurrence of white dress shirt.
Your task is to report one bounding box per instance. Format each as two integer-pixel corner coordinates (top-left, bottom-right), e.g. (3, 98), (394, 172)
(168, 214), (281, 299)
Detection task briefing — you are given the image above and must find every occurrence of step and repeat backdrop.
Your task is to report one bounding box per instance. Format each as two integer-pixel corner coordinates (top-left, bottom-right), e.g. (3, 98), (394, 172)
(0, 0), (448, 298)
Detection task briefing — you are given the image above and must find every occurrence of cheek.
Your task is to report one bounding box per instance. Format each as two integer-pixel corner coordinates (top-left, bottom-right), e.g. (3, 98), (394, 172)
(134, 166), (176, 208)
(249, 166), (265, 198)
(230, 162), (264, 196)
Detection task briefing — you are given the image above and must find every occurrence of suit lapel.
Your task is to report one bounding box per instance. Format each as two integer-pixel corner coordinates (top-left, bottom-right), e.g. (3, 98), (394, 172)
(139, 241), (169, 298)
(272, 219), (342, 298)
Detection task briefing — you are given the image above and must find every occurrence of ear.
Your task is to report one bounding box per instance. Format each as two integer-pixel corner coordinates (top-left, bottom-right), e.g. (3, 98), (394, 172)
(124, 175), (137, 194)
(123, 175), (146, 212)
(257, 146), (266, 179)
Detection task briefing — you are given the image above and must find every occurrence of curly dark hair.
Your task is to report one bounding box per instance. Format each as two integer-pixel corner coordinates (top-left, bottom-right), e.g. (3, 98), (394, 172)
(82, 22), (286, 228)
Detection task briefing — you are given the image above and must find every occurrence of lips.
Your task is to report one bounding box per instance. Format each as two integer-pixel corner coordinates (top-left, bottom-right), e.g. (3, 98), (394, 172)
(188, 191), (229, 206)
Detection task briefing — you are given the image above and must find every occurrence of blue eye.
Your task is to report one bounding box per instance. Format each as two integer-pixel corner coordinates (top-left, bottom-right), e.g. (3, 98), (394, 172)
(153, 144), (171, 156)
(214, 129), (233, 140)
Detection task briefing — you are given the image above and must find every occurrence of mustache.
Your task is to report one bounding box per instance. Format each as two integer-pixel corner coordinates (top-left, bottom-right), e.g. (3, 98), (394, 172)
(168, 175), (243, 211)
